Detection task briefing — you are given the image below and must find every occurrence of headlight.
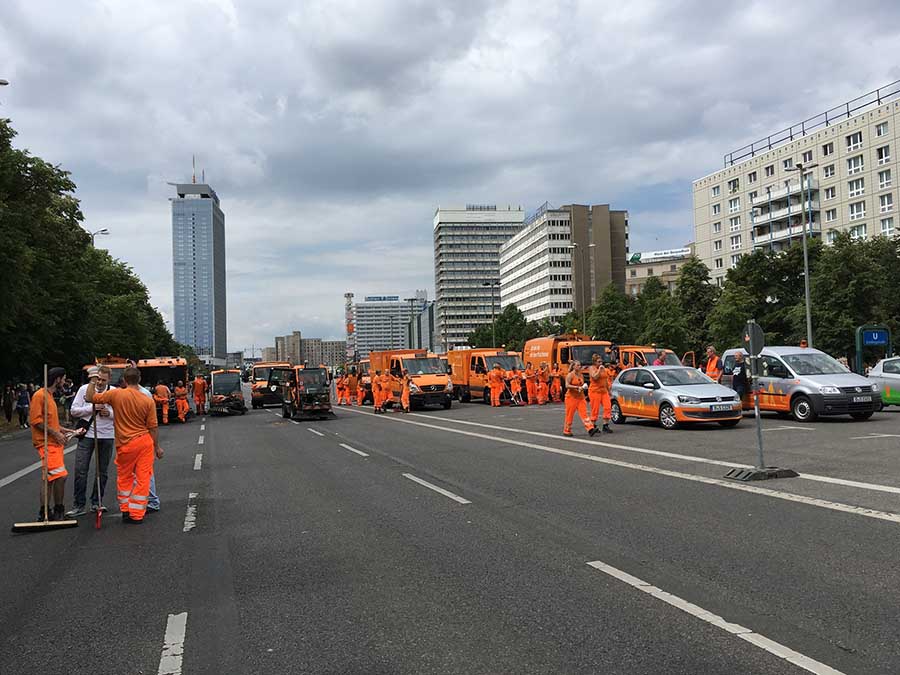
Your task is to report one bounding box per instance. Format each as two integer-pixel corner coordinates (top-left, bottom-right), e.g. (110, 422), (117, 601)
(819, 386), (841, 394)
(678, 395), (701, 404)
(409, 383), (421, 393)
(870, 383), (880, 392)
(733, 393), (741, 401)
(445, 378), (453, 391)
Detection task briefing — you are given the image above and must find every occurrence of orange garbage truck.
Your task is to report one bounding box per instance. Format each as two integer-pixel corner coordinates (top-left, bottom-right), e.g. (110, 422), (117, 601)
(250, 361), (291, 409)
(138, 357), (190, 421)
(82, 355), (130, 387)
(523, 335), (613, 377)
(447, 348), (524, 403)
(368, 350), (453, 410)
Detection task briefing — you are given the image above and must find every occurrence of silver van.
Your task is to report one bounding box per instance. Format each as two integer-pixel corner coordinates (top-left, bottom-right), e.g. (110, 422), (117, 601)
(721, 346), (880, 422)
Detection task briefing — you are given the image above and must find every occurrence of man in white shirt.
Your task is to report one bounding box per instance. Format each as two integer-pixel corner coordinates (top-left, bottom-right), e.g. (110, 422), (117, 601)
(67, 366), (116, 517)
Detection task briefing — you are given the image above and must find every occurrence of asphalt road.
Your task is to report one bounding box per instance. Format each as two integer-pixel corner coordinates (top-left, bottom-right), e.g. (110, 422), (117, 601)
(1, 390), (899, 674)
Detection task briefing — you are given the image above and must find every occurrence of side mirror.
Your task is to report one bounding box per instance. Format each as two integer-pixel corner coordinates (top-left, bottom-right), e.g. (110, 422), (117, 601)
(642, 382), (657, 390)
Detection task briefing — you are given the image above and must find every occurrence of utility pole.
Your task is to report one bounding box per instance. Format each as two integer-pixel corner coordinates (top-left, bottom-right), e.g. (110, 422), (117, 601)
(482, 280), (499, 348)
(785, 163), (817, 348)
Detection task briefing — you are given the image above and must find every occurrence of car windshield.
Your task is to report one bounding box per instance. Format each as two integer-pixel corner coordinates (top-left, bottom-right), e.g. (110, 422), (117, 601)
(212, 372), (241, 395)
(654, 368), (713, 386)
(570, 345), (610, 364)
(485, 355), (524, 371)
(782, 353), (847, 375)
(403, 358), (445, 375)
(253, 367), (271, 382)
(298, 369), (329, 388)
(642, 351), (681, 366)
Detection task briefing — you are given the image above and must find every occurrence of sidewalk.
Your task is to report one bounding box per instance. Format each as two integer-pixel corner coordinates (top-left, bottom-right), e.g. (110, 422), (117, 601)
(0, 418), (29, 443)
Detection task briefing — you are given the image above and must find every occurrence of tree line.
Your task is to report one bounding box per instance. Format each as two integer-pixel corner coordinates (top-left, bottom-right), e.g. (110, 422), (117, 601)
(468, 234), (900, 363)
(0, 118), (193, 384)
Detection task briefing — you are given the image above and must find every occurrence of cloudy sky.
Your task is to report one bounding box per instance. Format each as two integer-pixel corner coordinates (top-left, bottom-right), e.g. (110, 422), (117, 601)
(2, 0), (899, 352)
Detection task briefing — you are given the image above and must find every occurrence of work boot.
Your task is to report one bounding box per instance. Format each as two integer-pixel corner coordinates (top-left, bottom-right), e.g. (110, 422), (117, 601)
(563, 431), (573, 437)
(123, 516), (143, 525)
(53, 505), (66, 521)
(65, 506), (87, 518)
(121, 511), (132, 522)
(588, 427), (599, 437)
(602, 423), (613, 434)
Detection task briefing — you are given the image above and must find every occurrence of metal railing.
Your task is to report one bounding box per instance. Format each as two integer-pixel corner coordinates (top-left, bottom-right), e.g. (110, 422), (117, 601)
(724, 80), (900, 167)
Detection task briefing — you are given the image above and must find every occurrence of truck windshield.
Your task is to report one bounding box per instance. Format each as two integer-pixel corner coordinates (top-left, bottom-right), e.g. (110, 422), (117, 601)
(212, 372), (241, 395)
(358, 362), (370, 376)
(654, 368), (713, 386)
(642, 351), (681, 366)
(781, 353), (847, 375)
(299, 369), (329, 389)
(253, 367), (271, 382)
(570, 345), (610, 365)
(485, 355), (524, 371)
(404, 358), (445, 375)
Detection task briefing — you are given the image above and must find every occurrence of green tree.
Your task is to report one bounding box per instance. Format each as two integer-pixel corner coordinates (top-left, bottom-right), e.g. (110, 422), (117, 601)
(674, 257), (719, 353)
(587, 283), (639, 343)
(467, 304), (535, 351)
(637, 278), (689, 353)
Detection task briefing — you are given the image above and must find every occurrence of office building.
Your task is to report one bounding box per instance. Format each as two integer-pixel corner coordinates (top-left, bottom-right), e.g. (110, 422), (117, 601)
(409, 300), (439, 351)
(225, 351), (244, 369)
(625, 246), (694, 296)
(694, 81), (900, 285)
(172, 181), (227, 365)
(272, 331), (302, 364)
(351, 292), (427, 358)
(434, 205), (525, 350)
(499, 202), (629, 323)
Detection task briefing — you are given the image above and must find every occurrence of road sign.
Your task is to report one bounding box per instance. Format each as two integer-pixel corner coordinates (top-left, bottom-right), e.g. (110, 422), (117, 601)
(743, 320), (765, 356)
(863, 329), (889, 346)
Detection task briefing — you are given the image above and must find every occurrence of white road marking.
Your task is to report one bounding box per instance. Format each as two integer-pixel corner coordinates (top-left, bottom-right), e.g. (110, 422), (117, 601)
(344, 408), (900, 523)
(200, 424), (205, 431)
(0, 442), (77, 489)
(198, 435), (205, 445)
(587, 560), (844, 675)
(402, 473), (471, 504)
(849, 433), (900, 440)
(182, 492), (198, 532)
(157, 611), (188, 675)
(202, 417), (206, 422)
(290, 420), (300, 425)
(308, 428), (325, 437)
(339, 443), (369, 457)
(193, 453), (202, 470)
(762, 426), (814, 432)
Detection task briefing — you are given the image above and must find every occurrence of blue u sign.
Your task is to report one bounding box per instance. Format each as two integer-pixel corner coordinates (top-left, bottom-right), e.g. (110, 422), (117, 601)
(863, 330), (889, 346)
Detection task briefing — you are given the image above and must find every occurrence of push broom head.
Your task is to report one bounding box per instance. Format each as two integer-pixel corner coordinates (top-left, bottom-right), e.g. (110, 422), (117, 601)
(11, 519), (79, 534)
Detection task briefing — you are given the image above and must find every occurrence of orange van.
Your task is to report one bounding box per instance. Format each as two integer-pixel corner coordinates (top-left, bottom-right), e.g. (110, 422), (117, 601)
(447, 348), (524, 403)
(522, 334), (612, 376)
(369, 350), (453, 410)
(615, 346), (681, 371)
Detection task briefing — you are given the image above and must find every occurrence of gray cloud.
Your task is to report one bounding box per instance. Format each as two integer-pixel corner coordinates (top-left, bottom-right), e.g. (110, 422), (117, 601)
(2, 0), (899, 351)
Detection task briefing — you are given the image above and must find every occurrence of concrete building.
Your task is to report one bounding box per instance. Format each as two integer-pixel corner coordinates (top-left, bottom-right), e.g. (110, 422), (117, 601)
(321, 340), (347, 368)
(300, 338), (323, 366)
(261, 347), (278, 363)
(625, 246), (694, 296)
(499, 202), (629, 323)
(694, 81), (900, 285)
(225, 351), (244, 369)
(434, 205), (525, 350)
(172, 181), (227, 365)
(351, 292), (426, 358)
(409, 300), (439, 352)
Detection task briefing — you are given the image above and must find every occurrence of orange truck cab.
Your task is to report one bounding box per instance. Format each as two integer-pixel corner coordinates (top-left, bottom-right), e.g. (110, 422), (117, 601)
(250, 361), (291, 408)
(523, 335), (613, 376)
(615, 346), (681, 371)
(138, 357), (190, 419)
(369, 350), (453, 410)
(447, 348), (524, 403)
(82, 355), (130, 387)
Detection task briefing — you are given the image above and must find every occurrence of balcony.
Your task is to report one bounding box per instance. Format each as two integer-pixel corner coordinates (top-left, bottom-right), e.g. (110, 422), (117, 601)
(752, 223), (822, 247)
(750, 179), (818, 205)
(751, 200), (820, 226)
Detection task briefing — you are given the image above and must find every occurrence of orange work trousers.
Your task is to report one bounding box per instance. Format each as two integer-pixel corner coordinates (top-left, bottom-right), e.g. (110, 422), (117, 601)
(154, 396), (168, 424)
(37, 442), (68, 481)
(490, 385), (503, 407)
(537, 382), (549, 405)
(550, 379), (562, 402)
(401, 390), (410, 411)
(176, 398), (189, 422)
(357, 387), (365, 405)
(526, 381), (537, 405)
(564, 394), (594, 434)
(194, 395), (205, 414)
(589, 388), (612, 423)
(115, 433), (154, 521)
(373, 388), (382, 409)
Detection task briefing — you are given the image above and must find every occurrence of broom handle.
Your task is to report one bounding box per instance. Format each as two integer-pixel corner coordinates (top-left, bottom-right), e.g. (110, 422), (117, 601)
(42, 364), (49, 523)
(93, 402), (100, 500)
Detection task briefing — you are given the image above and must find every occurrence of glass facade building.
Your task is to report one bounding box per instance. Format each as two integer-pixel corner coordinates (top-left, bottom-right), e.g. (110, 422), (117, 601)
(172, 183), (227, 363)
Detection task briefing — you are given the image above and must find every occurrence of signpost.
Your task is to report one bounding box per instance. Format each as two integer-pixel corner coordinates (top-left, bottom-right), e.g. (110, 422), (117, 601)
(855, 325), (892, 374)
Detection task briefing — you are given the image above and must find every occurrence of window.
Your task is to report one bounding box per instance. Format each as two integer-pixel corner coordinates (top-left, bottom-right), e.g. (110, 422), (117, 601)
(880, 193), (894, 213)
(728, 197), (740, 213)
(849, 201), (866, 220)
(881, 217), (895, 236)
(714, 239), (723, 252)
(847, 131), (863, 151)
(802, 150), (813, 163)
(748, 171), (757, 184)
(879, 169), (892, 190)
(711, 185), (721, 197)
(822, 142), (834, 156)
(749, 190), (758, 201)
(764, 164), (774, 177)
(848, 178), (865, 197)
(731, 254), (741, 268)
(712, 221), (722, 233)
(716, 276), (724, 287)
(877, 145), (891, 165)
(727, 178), (740, 192)
(824, 186), (836, 200)
(712, 203), (721, 215)
(730, 234), (742, 250)
(647, 268), (654, 276)
(670, 264), (677, 272)
(826, 229), (838, 244)
(715, 258), (723, 269)
(876, 121), (888, 137)
(729, 216), (741, 231)
(783, 158), (793, 170)
(847, 155), (864, 175)
(629, 269), (637, 278)
(823, 164), (835, 178)
(825, 208), (836, 222)
(849, 223), (867, 240)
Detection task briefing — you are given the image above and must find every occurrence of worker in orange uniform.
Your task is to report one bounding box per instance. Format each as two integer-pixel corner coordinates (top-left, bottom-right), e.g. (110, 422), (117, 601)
(507, 367), (523, 405)
(174, 380), (189, 423)
(379, 370), (393, 413)
(549, 363), (562, 403)
(347, 371), (359, 405)
(357, 374), (366, 406)
(524, 362), (537, 405)
(372, 370), (383, 413)
(400, 369), (412, 413)
(87, 366), (162, 524)
(536, 363), (550, 405)
(192, 374), (207, 415)
(563, 361), (598, 437)
(487, 363), (506, 407)
(153, 381), (171, 425)
(30, 367), (83, 521)
(704, 345), (723, 382)
(588, 354), (613, 433)
(335, 373), (346, 405)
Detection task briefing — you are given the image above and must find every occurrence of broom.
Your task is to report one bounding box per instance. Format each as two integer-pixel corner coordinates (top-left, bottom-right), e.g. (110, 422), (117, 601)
(11, 365), (79, 533)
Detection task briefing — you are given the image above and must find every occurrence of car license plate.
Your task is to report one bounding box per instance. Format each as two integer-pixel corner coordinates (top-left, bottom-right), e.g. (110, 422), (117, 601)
(711, 404), (733, 412)
(852, 396), (871, 403)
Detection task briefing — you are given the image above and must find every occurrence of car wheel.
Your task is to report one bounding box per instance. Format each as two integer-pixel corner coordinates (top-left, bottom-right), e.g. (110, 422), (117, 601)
(443, 397), (452, 410)
(483, 389), (490, 405)
(461, 388), (471, 403)
(658, 403), (678, 430)
(718, 419), (740, 427)
(791, 395), (818, 422)
(611, 400), (626, 424)
(850, 411), (874, 421)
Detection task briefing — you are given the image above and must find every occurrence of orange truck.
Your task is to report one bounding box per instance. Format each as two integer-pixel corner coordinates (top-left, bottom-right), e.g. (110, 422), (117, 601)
(81, 355), (130, 387)
(250, 361), (291, 408)
(368, 349), (453, 410)
(447, 348), (524, 403)
(523, 334), (613, 376)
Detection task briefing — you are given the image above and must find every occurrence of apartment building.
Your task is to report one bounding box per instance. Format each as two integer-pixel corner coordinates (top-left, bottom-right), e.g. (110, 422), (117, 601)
(694, 81), (900, 285)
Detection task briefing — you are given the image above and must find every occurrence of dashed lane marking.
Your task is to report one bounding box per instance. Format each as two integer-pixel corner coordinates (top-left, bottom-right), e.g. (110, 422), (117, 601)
(290, 420), (300, 425)
(587, 560), (844, 675)
(193, 453), (202, 470)
(402, 472), (471, 504)
(762, 426), (814, 432)
(0, 442), (77, 489)
(308, 428), (325, 437)
(198, 435), (205, 445)
(849, 433), (900, 440)
(157, 611), (188, 675)
(339, 443), (369, 457)
(182, 492), (198, 532)
(342, 407), (900, 523)
(200, 424), (205, 431)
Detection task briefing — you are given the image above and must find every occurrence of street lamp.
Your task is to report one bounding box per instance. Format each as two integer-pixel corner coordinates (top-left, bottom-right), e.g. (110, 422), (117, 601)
(482, 280), (500, 348)
(569, 243), (595, 334)
(89, 228), (110, 246)
(785, 162), (817, 348)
